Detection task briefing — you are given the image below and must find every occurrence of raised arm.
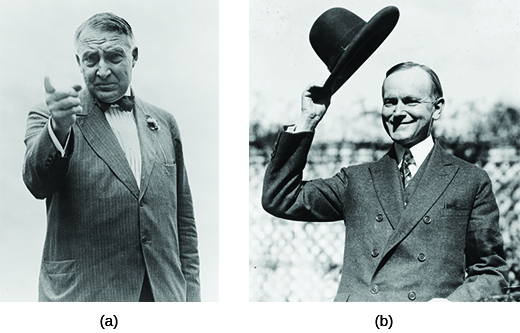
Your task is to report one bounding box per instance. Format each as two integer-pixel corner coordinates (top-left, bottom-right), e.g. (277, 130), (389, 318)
(22, 77), (83, 199)
(262, 84), (347, 222)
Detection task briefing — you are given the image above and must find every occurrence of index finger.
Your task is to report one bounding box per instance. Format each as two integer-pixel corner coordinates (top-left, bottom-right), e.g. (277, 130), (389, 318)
(44, 76), (56, 94)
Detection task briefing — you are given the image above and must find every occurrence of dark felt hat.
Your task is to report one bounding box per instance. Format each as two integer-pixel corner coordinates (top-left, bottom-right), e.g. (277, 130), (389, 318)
(309, 6), (399, 99)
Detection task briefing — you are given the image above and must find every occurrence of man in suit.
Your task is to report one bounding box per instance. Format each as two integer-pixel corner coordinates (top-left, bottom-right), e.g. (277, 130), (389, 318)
(23, 12), (200, 302)
(262, 61), (509, 301)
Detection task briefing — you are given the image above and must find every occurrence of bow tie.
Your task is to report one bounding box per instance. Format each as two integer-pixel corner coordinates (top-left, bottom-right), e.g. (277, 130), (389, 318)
(97, 96), (135, 112)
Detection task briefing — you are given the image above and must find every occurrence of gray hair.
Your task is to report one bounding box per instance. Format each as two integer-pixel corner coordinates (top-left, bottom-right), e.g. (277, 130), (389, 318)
(74, 12), (135, 48)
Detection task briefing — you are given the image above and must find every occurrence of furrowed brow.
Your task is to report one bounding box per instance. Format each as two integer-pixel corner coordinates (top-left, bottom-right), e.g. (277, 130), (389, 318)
(81, 49), (98, 59)
(105, 47), (126, 55)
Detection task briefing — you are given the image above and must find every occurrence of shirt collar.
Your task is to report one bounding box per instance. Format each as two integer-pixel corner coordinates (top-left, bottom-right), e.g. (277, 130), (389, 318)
(394, 135), (434, 169)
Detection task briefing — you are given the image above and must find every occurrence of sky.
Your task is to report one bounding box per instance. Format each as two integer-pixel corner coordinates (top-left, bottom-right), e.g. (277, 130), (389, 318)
(0, 0), (219, 303)
(250, 0), (520, 136)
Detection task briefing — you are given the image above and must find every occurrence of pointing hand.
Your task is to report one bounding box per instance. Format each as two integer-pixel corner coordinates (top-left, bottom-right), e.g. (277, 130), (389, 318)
(44, 76), (83, 143)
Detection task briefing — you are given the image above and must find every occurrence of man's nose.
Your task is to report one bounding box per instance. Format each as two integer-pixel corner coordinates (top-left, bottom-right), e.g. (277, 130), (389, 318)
(96, 59), (111, 79)
(393, 101), (407, 116)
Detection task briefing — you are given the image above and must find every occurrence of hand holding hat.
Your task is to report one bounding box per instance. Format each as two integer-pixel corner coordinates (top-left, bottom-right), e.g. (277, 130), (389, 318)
(295, 83), (331, 132)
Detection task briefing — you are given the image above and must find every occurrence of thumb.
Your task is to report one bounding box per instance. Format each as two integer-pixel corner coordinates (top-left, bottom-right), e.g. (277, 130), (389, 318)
(72, 84), (83, 92)
(44, 76), (56, 94)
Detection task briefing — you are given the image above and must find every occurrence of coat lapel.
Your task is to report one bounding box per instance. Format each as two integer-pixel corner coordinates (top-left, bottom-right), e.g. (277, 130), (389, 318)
(75, 90), (139, 198)
(369, 152), (403, 229)
(378, 143), (459, 262)
(134, 98), (158, 201)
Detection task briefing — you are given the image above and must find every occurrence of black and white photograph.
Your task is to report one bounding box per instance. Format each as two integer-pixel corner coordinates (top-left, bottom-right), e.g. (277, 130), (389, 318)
(0, 0), (218, 306)
(0, 0), (519, 330)
(250, 0), (519, 304)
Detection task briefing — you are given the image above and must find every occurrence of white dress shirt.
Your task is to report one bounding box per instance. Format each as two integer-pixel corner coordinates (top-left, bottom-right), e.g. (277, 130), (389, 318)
(103, 105), (142, 187)
(394, 136), (435, 178)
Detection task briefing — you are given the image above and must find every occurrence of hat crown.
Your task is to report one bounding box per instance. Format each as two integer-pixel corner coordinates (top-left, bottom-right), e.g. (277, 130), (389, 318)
(310, 8), (367, 71)
(307, 6), (399, 99)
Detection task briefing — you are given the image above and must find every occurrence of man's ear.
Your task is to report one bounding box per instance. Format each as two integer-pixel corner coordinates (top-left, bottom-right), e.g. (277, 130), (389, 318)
(432, 97), (444, 120)
(132, 47), (138, 67)
(75, 54), (82, 72)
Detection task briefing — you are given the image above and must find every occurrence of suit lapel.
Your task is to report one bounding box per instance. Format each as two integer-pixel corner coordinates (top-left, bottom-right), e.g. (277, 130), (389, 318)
(369, 152), (403, 229)
(76, 90), (139, 198)
(378, 143), (459, 261)
(134, 97), (158, 201)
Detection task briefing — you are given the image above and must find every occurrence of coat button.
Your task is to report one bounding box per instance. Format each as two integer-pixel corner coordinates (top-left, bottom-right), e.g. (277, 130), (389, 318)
(418, 253), (426, 262)
(371, 249), (380, 258)
(423, 216), (431, 224)
(408, 291), (416, 301)
(141, 236), (150, 244)
(375, 214), (383, 222)
(370, 285), (379, 294)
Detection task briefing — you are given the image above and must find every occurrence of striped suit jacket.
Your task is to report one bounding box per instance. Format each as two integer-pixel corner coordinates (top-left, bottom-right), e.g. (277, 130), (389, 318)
(262, 131), (508, 301)
(23, 89), (200, 302)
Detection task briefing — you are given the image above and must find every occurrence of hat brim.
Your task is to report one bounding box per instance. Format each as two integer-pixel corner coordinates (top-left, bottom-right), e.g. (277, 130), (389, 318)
(316, 6), (399, 100)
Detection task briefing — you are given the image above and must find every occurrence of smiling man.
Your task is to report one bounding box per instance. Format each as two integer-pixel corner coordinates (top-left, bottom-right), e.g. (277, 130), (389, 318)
(262, 61), (509, 301)
(23, 13), (200, 302)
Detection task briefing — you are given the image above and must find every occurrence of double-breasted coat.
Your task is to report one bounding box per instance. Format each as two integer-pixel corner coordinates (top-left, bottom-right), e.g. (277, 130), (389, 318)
(23, 89), (200, 302)
(262, 131), (508, 301)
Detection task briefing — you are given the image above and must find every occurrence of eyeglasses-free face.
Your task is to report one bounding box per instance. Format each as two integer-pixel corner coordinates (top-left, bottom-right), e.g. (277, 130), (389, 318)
(75, 27), (138, 104)
(381, 67), (444, 148)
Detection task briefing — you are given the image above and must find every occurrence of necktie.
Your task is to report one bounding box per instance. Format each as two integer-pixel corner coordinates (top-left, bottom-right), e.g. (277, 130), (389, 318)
(400, 149), (416, 188)
(97, 96), (135, 112)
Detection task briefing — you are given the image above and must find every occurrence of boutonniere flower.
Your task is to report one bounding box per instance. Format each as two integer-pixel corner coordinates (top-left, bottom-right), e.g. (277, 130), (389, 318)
(146, 116), (160, 131)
